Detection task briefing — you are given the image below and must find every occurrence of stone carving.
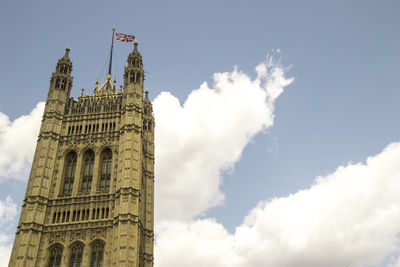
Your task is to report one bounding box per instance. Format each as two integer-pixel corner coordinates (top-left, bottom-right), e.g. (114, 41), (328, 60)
(69, 230), (86, 241)
(48, 231), (66, 243)
(90, 228), (107, 240)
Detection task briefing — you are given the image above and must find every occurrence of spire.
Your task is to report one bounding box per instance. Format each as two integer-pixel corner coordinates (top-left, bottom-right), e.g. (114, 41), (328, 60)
(133, 40), (139, 53)
(57, 45), (72, 66)
(50, 46), (73, 94)
(123, 39), (144, 93)
(127, 40), (142, 65)
(64, 45), (71, 57)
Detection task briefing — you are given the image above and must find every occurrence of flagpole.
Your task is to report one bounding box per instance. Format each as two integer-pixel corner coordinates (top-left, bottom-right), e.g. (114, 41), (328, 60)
(108, 26), (115, 77)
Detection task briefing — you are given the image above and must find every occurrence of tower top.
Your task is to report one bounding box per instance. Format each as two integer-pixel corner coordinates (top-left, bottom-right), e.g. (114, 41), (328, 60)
(58, 45), (72, 64)
(128, 39), (142, 63)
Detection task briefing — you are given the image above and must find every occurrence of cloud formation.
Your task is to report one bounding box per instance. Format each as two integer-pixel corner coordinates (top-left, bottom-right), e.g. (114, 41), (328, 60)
(5, 55), (400, 266)
(155, 142), (400, 267)
(153, 57), (293, 221)
(0, 197), (17, 267)
(0, 102), (44, 181)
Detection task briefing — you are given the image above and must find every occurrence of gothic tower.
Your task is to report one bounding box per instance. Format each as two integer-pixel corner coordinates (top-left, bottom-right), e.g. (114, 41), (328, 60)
(9, 40), (154, 267)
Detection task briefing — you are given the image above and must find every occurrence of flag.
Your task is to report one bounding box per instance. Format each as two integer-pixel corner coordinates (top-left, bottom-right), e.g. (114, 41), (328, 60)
(116, 33), (135, 42)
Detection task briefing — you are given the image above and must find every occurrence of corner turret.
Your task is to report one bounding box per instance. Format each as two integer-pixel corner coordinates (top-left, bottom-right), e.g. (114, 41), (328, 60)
(123, 40), (144, 97)
(49, 46), (73, 96)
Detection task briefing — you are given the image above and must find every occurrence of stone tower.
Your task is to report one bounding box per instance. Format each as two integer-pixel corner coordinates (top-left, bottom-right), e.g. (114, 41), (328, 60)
(9, 41), (154, 267)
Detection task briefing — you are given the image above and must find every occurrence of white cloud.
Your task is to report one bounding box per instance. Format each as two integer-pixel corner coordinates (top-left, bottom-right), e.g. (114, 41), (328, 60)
(0, 197), (17, 227)
(7, 55), (400, 266)
(153, 57), (293, 222)
(155, 142), (400, 267)
(0, 102), (44, 181)
(0, 197), (17, 267)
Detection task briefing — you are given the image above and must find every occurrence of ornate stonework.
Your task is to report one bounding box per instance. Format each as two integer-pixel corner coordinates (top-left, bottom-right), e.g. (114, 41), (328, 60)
(9, 41), (154, 267)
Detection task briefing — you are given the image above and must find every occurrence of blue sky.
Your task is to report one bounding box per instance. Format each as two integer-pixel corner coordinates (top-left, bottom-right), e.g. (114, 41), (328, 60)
(1, 1), (400, 266)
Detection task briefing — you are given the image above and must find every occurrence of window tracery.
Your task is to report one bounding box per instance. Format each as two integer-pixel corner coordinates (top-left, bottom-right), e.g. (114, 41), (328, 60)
(48, 244), (63, 267)
(90, 241), (104, 267)
(63, 152), (77, 195)
(81, 150), (94, 193)
(99, 149), (112, 192)
(69, 242), (84, 267)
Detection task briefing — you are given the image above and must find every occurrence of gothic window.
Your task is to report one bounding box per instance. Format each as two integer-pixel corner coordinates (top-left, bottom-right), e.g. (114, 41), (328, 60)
(143, 119), (147, 131)
(130, 71), (134, 83)
(136, 73), (140, 83)
(48, 244), (63, 267)
(90, 241), (104, 267)
(99, 149), (112, 192)
(63, 152), (77, 195)
(61, 80), (66, 89)
(55, 79), (60, 88)
(81, 150), (94, 193)
(69, 242), (84, 267)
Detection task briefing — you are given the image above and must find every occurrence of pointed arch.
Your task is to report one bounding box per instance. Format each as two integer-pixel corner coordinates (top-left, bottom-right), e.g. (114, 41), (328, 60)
(99, 148), (112, 192)
(90, 239), (105, 267)
(79, 144), (98, 157)
(55, 78), (61, 89)
(48, 243), (63, 267)
(62, 151), (77, 195)
(81, 150), (95, 193)
(61, 79), (66, 89)
(69, 241), (84, 267)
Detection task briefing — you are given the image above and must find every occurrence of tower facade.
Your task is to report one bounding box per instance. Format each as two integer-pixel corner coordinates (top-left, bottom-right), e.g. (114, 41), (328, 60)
(9, 41), (154, 267)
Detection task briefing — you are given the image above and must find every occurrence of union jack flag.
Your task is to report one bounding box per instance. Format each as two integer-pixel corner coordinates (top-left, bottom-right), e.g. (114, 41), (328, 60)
(116, 33), (135, 42)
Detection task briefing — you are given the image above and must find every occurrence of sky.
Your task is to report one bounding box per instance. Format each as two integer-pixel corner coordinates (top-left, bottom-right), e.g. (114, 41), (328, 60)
(0, 0), (400, 266)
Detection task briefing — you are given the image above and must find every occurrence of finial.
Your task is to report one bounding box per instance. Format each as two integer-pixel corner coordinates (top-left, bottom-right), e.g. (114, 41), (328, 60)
(95, 78), (99, 89)
(134, 40), (139, 46)
(107, 74), (111, 80)
(81, 88), (84, 96)
(145, 88), (149, 99)
(112, 26), (115, 31)
(65, 45), (71, 56)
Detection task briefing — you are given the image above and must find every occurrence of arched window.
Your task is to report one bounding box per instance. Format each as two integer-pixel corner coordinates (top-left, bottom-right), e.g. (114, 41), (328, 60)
(130, 72), (134, 83)
(48, 244), (63, 267)
(69, 242), (84, 267)
(55, 79), (60, 88)
(63, 152), (77, 195)
(90, 240), (104, 267)
(99, 149), (112, 192)
(143, 119), (147, 131)
(81, 150), (94, 193)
